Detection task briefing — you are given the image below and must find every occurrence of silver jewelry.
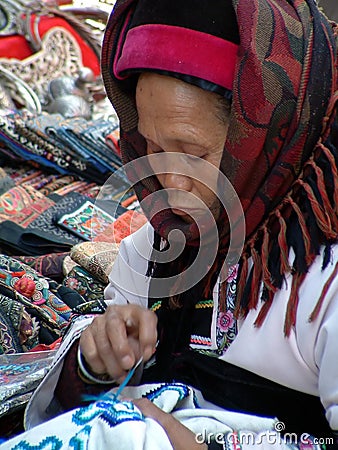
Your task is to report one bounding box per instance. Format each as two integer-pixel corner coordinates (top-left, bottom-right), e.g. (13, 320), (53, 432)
(77, 345), (116, 385)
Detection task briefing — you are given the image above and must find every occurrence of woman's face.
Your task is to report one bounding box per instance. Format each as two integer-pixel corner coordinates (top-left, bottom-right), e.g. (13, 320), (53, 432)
(136, 73), (230, 223)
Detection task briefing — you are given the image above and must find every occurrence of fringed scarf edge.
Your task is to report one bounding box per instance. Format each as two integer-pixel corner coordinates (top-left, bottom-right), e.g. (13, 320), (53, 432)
(233, 89), (338, 336)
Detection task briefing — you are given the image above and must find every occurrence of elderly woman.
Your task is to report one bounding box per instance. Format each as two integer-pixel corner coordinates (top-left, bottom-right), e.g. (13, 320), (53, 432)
(23, 0), (337, 448)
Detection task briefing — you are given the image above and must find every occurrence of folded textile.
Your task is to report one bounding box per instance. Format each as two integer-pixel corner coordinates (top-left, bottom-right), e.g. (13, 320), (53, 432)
(0, 114), (69, 175)
(0, 351), (56, 422)
(0, 295), (39, 354)
(93, 209), (148, 244)
(54, 195), (127, 242)
(12, 253), (69, 282)
(69, 241), (120, 284)
(0, 255), (84, 346)
(44, 115), (125, 172)
(63, 265), (106, 302)
(0, 184), (55, 228)
(0, 111), (128, 183)
(62, 255), (78, 277)
(0, 192), (129, 256)
(25, 192), (90, 247)
(0, 221), (77, 256)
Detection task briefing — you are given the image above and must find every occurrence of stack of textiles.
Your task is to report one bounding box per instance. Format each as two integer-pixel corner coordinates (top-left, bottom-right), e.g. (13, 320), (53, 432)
(0, 109), (128, 185)
(0, 251), (87, 438)
(0, 0), (147, 437)
(62, 209), (147, 301)
(0, 162), (134, 256)
(0, 160), (147, 436)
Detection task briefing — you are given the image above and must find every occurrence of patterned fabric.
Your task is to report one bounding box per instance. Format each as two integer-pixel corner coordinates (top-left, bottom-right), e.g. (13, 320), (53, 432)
(0, 255), (81, 347)
(25, 192), (90, 248)
(0, 185), (55, 228)
(0, 382), (280, 450)
(93, 209), (148, 244)
(149, 265), (238, 355)
(57, 200), (117, 241)
(0, 113), (69, 175)
(12, 253), (69, 282)
(70, 241), (120, 284)
(63, 266), (106, 302)
(101, 0), (338, 337)
(0, 110), (127, 184)
(0, 350), (56, 424)
(0, 295), (38, 354)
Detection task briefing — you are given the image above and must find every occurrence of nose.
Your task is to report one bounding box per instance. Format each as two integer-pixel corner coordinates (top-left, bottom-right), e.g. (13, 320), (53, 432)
(162, 172), (193, 191)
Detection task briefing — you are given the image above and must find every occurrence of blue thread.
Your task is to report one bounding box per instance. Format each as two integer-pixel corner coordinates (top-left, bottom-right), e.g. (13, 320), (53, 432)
(81, 357), (143, 404)
(10, 436), (63, 450)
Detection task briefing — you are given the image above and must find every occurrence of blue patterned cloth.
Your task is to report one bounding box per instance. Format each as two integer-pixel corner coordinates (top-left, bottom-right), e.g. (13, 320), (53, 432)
(0, 382), (278, 450)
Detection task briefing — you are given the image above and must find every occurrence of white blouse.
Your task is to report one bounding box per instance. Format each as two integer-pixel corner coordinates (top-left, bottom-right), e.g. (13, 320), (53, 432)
(26, 222), (338, 431)
(104, 223), (338, 429)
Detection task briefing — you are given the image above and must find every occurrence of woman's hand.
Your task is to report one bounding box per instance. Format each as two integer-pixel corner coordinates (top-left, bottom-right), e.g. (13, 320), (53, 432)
(133, 398), (208, 450)
(79, 304), (157, 384)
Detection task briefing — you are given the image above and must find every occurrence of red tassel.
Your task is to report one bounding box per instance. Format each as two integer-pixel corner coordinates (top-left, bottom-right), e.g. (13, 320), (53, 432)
(320, 90), (338, 141)
(284, 272), (306, 336)
(254, 289), (274, 327)
(203, 259), (218, 298)
(219, 280), (227, 313)
(319, 143), (338, 214)
(286, 196), (313, 266)
(261, 225), (277, 293)
(276, 210), (291, 275)
(296, 180), (336, 240)
(248, 244), (263, 310)
(307, 160), (338, 231)
(234, 254), (249, 318)
(309, 261), (338, 322)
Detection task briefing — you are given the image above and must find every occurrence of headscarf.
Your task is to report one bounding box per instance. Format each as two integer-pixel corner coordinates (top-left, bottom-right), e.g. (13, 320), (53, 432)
(101, 0), (338, 351)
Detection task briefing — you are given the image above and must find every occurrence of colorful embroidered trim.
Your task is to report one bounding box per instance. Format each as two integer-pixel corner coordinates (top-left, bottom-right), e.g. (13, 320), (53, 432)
(190, 335), (212, 346)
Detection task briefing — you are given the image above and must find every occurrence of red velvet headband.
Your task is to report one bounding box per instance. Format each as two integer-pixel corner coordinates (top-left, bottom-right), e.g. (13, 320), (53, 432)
(113, 20), (239, 92)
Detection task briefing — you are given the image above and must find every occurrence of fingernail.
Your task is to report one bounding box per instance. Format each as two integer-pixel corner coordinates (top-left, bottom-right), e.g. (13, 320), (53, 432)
(121, 355), (133, 369)
(144, 345), (155, 360)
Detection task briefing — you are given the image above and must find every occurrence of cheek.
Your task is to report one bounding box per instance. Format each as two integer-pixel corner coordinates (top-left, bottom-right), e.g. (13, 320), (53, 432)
(207, 149), (223, 169)
(194, 180), (218, 207)
(193, 158), (222, 206)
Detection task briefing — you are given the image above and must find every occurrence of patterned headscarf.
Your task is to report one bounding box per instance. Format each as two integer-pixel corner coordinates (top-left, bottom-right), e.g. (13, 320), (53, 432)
(101, 0), (338, 341)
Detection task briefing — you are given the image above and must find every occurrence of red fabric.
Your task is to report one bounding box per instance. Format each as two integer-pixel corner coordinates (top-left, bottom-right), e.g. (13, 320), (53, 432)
(114, 24), (239, 91)
(29, 337), (62, 352)
(94, 209), (148, 243)
(55, 339), (112, 411)
(0, 16), (100, 76)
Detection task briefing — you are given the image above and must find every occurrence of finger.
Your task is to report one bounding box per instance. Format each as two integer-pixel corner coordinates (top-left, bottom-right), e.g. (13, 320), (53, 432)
(132, 398), (166, 421)
(133, 309), (158, 361)
(83, 314), (129, 380)
(80, 323), (107, 375)
(104, 306), (137, 371)
(119, 308), (157, 362)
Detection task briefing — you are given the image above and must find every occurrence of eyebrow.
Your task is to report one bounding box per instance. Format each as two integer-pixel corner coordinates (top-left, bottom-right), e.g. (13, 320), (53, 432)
(138, 127), (210, 156)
